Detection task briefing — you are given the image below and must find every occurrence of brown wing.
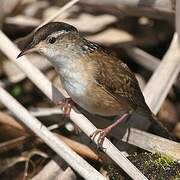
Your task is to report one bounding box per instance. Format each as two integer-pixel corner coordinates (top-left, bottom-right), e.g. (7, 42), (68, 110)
(88, 50), (148, 111)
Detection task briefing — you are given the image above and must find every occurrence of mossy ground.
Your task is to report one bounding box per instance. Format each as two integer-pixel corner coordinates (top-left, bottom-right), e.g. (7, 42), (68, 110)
(102, 152), (180, 180)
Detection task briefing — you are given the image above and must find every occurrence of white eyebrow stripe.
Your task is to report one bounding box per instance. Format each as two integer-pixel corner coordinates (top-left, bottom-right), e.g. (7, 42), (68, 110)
(49, 30), (67, 38)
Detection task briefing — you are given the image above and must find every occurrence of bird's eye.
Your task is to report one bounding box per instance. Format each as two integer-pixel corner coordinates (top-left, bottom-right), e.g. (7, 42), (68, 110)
(48, 37), (56, 44)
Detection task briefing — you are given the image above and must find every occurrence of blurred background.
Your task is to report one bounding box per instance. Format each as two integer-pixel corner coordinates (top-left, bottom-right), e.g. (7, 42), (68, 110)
(0, 0), (179, 179)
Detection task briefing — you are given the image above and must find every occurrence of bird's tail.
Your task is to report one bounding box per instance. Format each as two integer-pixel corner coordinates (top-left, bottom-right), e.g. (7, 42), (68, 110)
(136, 106), (172, 139)
(149, 113), (173, 139)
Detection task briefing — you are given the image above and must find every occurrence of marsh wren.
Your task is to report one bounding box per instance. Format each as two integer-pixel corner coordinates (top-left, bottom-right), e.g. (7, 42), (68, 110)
(17, 22), (170, 147)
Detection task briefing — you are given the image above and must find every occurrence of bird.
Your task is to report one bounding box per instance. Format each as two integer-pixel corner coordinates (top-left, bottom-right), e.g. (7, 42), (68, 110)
(17, 22), (171, 148)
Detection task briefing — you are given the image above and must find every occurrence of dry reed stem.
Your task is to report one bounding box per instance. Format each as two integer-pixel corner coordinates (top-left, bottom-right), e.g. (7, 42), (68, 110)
(0, 85), (106, 180)
(38, 0), (79, 29)
(80, 0), (174, 13)
(144, 33), (180, 114)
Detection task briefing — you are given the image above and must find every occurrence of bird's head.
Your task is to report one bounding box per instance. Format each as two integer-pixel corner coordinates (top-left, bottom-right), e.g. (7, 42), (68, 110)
(17, 22), (79, 59)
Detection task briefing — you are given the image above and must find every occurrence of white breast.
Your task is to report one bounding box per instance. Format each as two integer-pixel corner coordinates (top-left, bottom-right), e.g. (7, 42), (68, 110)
(55, 59), (90, 105)
(48, 53), (94, 110)
(61, 70), (87, 98)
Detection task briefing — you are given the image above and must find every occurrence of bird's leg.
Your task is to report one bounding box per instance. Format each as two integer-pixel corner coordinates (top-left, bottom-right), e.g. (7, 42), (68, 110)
(58, 98), (81, 134)
(90, 112), (129, 149)
(58, 98), (74, 117)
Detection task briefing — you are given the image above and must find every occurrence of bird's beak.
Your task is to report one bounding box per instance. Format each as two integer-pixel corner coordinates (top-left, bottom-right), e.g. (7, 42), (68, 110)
(16, 41), (37, 59)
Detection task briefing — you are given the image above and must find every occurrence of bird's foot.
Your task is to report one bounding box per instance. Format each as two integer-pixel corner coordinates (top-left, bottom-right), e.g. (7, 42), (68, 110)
(73, 124), (81, 135)
(90, 112), (129, 150)
(90, 128), (111, 150)
(58, 98), (74, 117)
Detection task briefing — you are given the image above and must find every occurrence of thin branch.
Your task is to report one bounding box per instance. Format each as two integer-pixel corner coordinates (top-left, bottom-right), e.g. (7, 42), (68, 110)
(143, 33), (180, 114)
(125, 47), (160, 71)
(176, 0), (180, 46)
(80, 0), (175, 13)
(30, 107), (63, 117)
(0, 85), (106, 180)
(143, 0), (180, 114)
(122, 128), (180, 160)
(0, 32), (147, 180)
(31, 158), (63, 180)
(79, 0), (174, 20)
(0, 110), (100, 161)
(55, 167), (77, 180)
(143, 0), (180, 113)
(0, 136), (27, 154)
(38, 0), (79, 28)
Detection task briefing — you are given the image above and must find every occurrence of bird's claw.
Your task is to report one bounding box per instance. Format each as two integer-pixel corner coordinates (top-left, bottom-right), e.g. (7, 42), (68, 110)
(90, 129), (107, 151)
(58, 98), (74, 117)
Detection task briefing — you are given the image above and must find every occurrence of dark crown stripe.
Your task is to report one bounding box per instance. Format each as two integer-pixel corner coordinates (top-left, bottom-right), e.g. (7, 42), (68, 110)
(34, 22), (78, 43)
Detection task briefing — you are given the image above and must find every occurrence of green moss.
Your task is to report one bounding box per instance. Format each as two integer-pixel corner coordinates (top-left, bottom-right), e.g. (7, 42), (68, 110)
(103, 152), (180, 180)
(173, 171), (180, 180)
(154, 154), (176, 169)
(128, 152), (180, 179)
(11, 85), (23, 97)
